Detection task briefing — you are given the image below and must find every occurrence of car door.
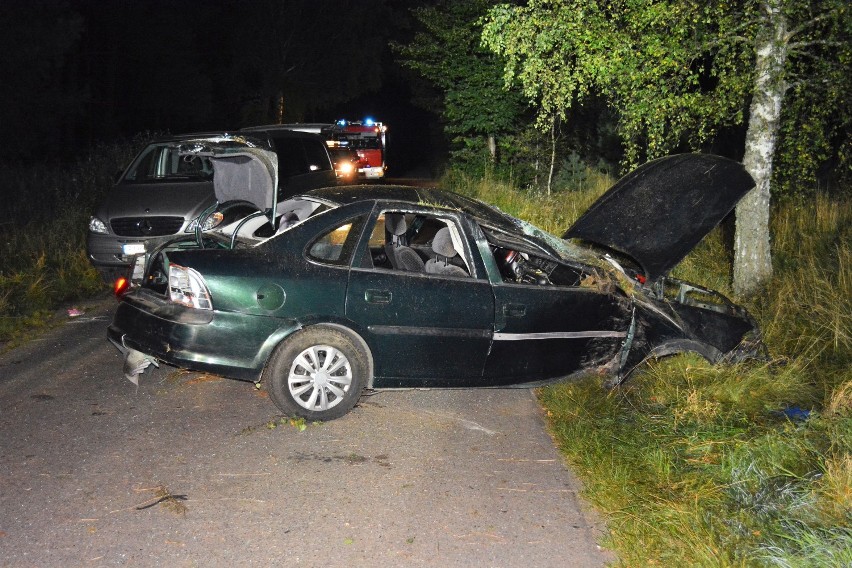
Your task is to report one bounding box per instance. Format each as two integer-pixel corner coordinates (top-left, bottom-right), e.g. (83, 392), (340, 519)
(345, 209), (494, 387)
(482, 253), (632, 385)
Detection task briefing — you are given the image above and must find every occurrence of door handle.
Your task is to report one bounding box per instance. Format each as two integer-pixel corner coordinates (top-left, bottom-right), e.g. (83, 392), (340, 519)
(503, 303), (526, 317)
(365, 289), (392, 304)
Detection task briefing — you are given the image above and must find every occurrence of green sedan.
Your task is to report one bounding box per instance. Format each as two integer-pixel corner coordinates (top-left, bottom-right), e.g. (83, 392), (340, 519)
(109, 154), (765, 421)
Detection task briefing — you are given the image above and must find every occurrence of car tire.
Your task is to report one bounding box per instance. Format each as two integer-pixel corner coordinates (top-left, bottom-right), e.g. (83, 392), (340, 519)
(264, 326), (369, 421)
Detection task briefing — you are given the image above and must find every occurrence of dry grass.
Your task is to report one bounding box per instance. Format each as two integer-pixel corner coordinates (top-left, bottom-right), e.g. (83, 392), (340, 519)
(135, 485), (188, 516)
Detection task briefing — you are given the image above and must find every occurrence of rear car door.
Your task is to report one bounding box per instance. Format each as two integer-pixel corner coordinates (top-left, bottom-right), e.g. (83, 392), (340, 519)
(345, 208), (494, 387)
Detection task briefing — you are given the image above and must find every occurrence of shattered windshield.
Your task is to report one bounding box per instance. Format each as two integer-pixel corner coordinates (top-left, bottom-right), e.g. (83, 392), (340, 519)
(122, 137), (265, 183)
(513, 218), (595, 261)
(123, 143), (215, 182)
(479, 212), (599, 267)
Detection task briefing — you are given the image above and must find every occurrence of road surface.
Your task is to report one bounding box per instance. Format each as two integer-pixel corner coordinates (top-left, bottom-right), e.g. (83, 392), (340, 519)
(0, 296), (613, 567)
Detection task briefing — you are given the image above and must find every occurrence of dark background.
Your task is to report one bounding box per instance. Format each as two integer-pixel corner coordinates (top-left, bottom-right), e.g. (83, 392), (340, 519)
(0, 0), (442, 176)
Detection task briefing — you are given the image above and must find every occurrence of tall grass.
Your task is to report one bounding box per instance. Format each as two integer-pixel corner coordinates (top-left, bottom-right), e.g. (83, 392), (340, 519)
(0, 135), (154, 345)
(443, 167), (614, 234)
(0, 211), (105, 345)
(446, 170), (851, 567)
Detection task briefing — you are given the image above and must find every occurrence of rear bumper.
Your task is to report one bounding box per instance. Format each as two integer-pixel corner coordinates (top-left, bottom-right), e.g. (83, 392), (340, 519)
(108, 291), (300, 382)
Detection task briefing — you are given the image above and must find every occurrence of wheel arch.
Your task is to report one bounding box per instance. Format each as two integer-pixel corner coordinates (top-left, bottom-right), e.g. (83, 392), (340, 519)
(611, 339), (723, 388)
(260, 321), (375, 389)
(646, 339), (724, 364)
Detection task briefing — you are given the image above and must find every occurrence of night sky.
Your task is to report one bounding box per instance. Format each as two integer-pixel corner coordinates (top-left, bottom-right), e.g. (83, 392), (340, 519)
(1, 0), (442, 175)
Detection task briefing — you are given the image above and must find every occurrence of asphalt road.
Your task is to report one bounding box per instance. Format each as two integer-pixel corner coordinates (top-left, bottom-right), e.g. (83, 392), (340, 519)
(0, 297), (613, 567)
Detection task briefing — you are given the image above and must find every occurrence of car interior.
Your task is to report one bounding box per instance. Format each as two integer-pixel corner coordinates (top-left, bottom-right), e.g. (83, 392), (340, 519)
(364, 212), (471, 277)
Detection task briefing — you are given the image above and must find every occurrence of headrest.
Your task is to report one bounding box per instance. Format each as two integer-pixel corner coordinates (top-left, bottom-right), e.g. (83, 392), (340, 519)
(385, 213), (407, 236)
(432, 227), (457, 257)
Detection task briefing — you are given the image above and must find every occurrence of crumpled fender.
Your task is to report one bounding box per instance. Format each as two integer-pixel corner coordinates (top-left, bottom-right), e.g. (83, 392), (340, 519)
(607, 293), (765, 387)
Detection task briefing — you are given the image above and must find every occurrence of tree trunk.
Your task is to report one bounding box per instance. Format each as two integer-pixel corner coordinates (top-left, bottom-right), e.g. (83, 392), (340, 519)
(734, 0), (787, 295)
(488, 135), (497, 162)
(547, 116), (557, 196)
(276, 91), (285, 124)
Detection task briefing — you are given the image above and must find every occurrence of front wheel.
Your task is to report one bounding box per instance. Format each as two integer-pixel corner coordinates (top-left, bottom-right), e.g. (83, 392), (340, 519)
(264, 326), (369, 421)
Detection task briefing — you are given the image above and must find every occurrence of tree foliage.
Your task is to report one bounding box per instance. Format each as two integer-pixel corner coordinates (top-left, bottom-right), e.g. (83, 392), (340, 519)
(394, 0), (529, 172)
(773, 0), (852, 194)
(216, 0), (388, 125)
(0, 0), (85, 159)
(0, 1), (394, 160)
(482, 0), (757, 166)
(482, 0), (850, 293)
(481, 0), (850, 185)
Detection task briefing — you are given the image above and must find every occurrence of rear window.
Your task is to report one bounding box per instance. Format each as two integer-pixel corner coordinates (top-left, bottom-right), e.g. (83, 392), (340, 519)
(271, 136), (309, 177)
(303, 139), (333, 172)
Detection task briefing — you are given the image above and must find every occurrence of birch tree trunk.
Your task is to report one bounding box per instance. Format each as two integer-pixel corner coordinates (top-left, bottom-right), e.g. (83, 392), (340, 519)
(547, 116), (557, 195)
(734, 0), (788, 295)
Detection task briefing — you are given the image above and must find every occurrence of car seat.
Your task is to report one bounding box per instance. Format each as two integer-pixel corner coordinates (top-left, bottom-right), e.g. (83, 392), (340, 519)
(384, 213), (425, 272)
(425, 227), (468, 277)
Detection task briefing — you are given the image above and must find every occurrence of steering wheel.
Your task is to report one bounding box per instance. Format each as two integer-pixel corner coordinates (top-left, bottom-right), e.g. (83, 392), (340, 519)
(499, 248), (551, 285)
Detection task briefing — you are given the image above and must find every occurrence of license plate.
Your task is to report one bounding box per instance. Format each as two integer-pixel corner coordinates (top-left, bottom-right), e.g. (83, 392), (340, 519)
(122, 243), (146, 256)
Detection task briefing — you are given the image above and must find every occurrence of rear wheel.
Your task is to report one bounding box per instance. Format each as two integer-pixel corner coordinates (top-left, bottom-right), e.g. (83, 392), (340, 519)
(264, 326), (369, 421)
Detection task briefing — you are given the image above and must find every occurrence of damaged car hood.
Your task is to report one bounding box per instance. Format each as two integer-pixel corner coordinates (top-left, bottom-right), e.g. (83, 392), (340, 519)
(563, 154), (755, 282)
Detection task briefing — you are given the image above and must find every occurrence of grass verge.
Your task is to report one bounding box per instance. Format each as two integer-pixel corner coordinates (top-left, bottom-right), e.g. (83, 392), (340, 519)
(446, 170), (851, 567)
(0, 137), (151, 346)
(0, 211), (106, 347)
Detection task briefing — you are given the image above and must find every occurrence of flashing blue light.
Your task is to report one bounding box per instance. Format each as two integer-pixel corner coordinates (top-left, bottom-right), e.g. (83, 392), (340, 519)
(364, 117), (375, 126)
(336, 119), (347, 127)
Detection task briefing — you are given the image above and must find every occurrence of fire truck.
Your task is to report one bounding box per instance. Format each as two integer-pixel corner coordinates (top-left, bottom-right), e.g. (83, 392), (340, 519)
(249, 119), (387, 180)
(323, 119), (387, 180)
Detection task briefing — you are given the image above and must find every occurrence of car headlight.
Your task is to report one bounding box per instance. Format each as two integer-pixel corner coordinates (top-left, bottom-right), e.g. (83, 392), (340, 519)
(339, 162), (355, 175)
(89, 216), (108, 234)
(185, 212), (224, 233)
(168, 264), (212, 310)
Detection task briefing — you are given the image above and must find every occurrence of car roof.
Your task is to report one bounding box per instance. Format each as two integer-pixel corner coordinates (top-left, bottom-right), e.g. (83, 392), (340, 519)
(148, 129), (326, 146)
(148, 132), (239, 143)
(304, 185), (522, 231)
(239, 125), (329, 139)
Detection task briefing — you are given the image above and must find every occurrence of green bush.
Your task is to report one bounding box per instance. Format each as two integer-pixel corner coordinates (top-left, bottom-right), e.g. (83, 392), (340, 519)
(0, 134), (155, 344)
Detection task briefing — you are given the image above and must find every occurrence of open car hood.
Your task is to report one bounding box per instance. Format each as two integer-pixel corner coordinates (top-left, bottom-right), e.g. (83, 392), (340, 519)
(563, 154), (755, 282)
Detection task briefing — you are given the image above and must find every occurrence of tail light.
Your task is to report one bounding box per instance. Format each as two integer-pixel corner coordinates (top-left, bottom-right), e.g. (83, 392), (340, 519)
(113, 276), (130, 297)
(168, 264), (212, 310)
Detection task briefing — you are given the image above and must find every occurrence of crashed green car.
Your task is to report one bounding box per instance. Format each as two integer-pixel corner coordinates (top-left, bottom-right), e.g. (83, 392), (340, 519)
(109, 151), (765, 421)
